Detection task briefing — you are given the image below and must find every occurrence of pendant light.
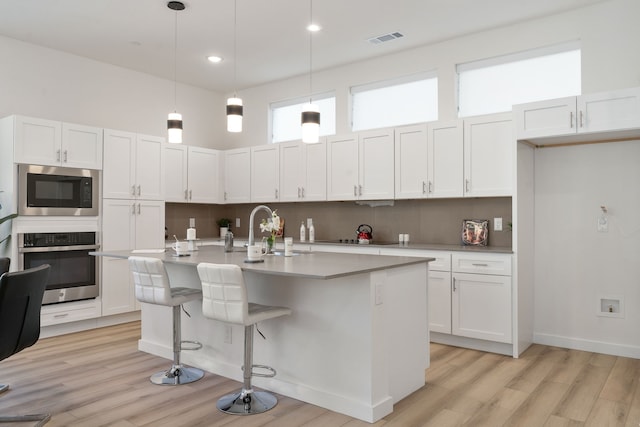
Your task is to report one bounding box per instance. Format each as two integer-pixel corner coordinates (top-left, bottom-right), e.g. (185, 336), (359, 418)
(301, 0), (320, 143)
(167, 1), (185, 144)
(226, 0), (243, 132)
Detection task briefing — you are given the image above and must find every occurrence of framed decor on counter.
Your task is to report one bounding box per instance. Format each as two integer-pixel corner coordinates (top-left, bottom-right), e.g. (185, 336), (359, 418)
(462, 219), (488, 246)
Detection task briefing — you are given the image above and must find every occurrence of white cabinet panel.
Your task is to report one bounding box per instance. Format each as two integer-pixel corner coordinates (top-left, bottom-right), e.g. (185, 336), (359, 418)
(428, 121), (463, 198)
(62, 123), (103, 169)
(514, 97), (576, 139)
(251, 145), (280, 202)
(394, 124), (428, 199)
(187, 147), (220, 204)
(327, 134), (359, 201)
(580, 87), (640, 133)
(279, 141), (303, 202)
(135, 134), (164, 200)
(164, 144), (189, 202)
(359, 129), (395, 200)
(429, 270), (452, 334)
(279, 140), (327, 202)
(224, 148), (251, 203)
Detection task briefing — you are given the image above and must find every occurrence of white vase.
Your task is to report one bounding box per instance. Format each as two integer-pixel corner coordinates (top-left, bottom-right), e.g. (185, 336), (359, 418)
(220, 227), (228, 238)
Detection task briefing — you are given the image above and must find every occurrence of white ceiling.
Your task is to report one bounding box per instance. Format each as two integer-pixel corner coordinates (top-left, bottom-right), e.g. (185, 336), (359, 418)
(0, 0), (607, 93)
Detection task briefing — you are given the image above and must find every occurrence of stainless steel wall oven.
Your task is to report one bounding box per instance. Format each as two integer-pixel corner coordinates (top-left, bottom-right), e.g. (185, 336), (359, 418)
(18, 232), (99, 305)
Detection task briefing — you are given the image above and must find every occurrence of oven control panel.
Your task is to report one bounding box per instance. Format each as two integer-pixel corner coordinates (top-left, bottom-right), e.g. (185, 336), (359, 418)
(21, 232), (96, 248)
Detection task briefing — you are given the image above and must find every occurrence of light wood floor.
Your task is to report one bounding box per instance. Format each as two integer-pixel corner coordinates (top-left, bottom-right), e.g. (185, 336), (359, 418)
(0, 321), (639, 427)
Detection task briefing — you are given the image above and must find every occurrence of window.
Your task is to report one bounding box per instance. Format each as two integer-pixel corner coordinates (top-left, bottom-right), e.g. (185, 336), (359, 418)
(271, 94), (335, 143)
(351, 73), (438, 131)
(457, 42), (581, 117)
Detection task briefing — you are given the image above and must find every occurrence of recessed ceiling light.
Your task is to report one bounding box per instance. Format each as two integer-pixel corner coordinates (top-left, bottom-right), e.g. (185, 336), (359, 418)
(207, 55), (223, 64)
(307, 23), (321, 32)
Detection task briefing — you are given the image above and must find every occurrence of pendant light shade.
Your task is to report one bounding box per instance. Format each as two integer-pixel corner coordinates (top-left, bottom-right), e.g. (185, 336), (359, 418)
(167, 1), (184, 143)
(301, 103), (320, 143)
(226, 97), (243, 132)
(167, 112), (183, 143)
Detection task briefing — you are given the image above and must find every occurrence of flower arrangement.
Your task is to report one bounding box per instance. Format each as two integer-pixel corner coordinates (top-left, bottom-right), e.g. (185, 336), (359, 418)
(260, 210), (282, 250)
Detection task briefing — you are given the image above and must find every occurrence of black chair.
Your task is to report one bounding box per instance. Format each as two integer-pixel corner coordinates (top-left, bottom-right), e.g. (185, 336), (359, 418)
(0, 257), (9, 278)
(0, 264), (51, 426)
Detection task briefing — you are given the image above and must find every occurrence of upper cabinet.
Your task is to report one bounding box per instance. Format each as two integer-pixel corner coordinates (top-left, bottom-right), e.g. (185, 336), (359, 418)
(165, 145), (220, 204)
(251, 145), (280, 203)
(223, 148), (251, 204)
(514, 87), (640, 144)
(279, 140), (327, 202)
(103, 129), (164, 200)
(13, 116), (103, 169)
(327, 129), (394, 201)
(463, 113), (513, 197)
(394, 122), (463, 199)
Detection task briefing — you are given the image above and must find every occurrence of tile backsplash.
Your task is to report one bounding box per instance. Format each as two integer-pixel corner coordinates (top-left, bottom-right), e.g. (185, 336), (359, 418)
(166, 197), (512, 247)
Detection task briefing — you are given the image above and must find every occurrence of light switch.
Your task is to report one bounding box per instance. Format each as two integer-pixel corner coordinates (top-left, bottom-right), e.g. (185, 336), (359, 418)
(494, 217), (503, 231)
(236, 218), (241, 228)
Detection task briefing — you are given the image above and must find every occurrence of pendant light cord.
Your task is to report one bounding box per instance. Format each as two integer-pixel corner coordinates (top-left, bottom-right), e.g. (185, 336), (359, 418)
(173, 9), (178, 112)
(233, 0), (237, 98)
(308, 0), (313, 104)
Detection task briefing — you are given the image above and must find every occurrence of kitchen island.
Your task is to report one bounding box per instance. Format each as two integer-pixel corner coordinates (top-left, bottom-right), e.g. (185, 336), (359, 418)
(95, 246), (433, 423)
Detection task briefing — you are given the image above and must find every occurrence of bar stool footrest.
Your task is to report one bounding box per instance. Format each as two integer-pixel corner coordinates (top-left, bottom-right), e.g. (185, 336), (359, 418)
(180, 340), (202, 351)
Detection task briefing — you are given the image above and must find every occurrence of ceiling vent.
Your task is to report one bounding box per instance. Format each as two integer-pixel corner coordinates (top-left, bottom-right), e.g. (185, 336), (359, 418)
(367, 32), (404, 45)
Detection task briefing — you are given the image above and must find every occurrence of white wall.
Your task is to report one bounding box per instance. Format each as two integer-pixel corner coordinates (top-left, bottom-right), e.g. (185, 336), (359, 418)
(534, 140), (640, 357)
(228, 0), (640, 148)
(0, 36), (225, 148)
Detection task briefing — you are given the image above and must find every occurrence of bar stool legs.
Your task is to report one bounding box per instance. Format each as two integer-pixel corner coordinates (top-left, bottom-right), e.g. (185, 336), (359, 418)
(216, 325), (278, 415)
(150, 305), (204, 385)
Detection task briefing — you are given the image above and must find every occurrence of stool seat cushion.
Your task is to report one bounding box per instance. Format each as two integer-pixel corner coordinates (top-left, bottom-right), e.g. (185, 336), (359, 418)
(129, 256), (202, 307)
(197, 263), (291, 326)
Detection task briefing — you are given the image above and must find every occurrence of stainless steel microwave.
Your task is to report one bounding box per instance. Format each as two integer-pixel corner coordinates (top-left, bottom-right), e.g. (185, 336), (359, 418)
(18, 164), (99, 216)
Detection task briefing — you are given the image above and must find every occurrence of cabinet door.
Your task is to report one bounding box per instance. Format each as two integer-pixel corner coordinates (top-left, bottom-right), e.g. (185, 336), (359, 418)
(513, 97), (577, 140)
(452, 272), (512, 343)
(463, 114), (513, 197)
(101, 257), (135, 316)
(103, 129), (136, 199)
(428, 270), (452, 334)
(326, 134), (359, 201)
(279, 141), (304, 202)
(303, 140), (327, 201)
(135, 134), (164, 200)
(394, 124), (428, 199)
(359, 129), (395, 200)
(134, 200), (165, 249)
(62, 123), (103, 169)
(224, 148), (251, 203)
(188, 147), (220, 203)
(579, 87), (640, 133)
(251, 145), (280, 202)
(164, 144), (188, 202)
(14, 116), (62, 166)
(102, 198), (135, 250)
(428, 121), (463, 198)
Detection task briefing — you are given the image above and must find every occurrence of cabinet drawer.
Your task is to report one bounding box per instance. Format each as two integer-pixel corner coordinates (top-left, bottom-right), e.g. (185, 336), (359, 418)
(378, 249), (450, 271)
(41, 301), (101, 326)
(452, 253), (511, 276)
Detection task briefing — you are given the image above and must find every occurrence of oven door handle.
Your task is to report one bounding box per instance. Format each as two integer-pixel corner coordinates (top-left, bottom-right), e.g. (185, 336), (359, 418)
(19, 244), (101, 253)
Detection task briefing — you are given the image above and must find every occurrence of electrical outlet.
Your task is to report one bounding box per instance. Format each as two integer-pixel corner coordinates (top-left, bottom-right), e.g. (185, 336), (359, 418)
(224, 325), (232, 344)
(236, 218), (241, 228)
(597, 216), (608, 232)
(494, 217), (503, 231)
(375, 284), (383, 305)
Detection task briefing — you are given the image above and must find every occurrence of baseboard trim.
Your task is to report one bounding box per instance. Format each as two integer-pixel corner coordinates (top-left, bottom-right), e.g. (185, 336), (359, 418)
(534, 333), (640, 359)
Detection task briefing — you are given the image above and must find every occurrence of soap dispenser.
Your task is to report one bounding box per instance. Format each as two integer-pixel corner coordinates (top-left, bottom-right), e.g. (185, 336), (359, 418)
(300, 221), (306, 242)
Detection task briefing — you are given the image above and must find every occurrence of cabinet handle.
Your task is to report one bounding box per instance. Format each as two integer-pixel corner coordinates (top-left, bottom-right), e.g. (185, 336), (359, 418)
(56, 149), (61, 162)
(297, 187), (301, 198)
(422, 181), (426, 194)
(53, 313), (69, 319)
(359, 185), (363, 196)
(452, 278), (456, 292)
(131, 203), (136, 215)
(63, 150), (68, 162)
(184, 189), (188, 200)
(472, 263), (489, 267)
(580, 110), (584, 128)
(429, 181), (433, 193)
(131, 185), (136, 196)
(137, 185), (141, 196)
(189, 190), (192, 200)
(301, 187), (305, 198)
(275, 189), (278, 199)
(465, 179), (470, 193)
(570, 111), (574, 128)
(224, 192), (227, 201)
(137, 203), (141, 214)
(354, 185), (357, 197)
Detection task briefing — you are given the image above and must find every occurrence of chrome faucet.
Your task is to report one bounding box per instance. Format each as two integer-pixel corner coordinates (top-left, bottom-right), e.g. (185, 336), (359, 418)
(248, 205), (273, 247)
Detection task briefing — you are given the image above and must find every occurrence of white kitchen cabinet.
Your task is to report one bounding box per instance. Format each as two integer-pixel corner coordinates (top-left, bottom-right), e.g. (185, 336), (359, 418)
(251, 145), (280, 202)
(279, 140), (327, 202)
(223, 148), (251, 203)
(103, 130), (164, 200)
(165, 145), (220, 203)
(101, 198), (165, 316)
(13, 115), (103, 169)
(463, 113), (513, 197)
(429, 270), (453, 334)
(514, 87), (640, 142)
(451, 253), (512, 344)
(327, 129), (394, 201)
(395, 122), (463, 199)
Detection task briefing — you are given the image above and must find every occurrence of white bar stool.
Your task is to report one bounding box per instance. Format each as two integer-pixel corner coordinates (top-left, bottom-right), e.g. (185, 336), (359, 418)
(128, 256), (204, 385)
(196, 262), (291, 415)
